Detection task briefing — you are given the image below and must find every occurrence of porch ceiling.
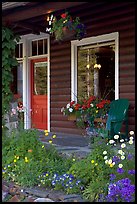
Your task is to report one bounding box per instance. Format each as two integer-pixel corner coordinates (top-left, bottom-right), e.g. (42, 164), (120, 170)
(2, 2), (88, 36)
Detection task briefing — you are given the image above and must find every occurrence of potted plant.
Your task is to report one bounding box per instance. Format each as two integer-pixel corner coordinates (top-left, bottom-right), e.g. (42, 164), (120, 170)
(50, 12), (86, 41)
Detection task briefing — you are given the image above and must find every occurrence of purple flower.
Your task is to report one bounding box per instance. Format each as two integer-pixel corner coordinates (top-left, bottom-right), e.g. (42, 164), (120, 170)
(128, 169), (135, 175)
(106, 178), (135, 202)
(109, 174), (116, 181)
(127, 153), (133, 160)
(112, 155), (120, 164)
(117, 167), (125, 174)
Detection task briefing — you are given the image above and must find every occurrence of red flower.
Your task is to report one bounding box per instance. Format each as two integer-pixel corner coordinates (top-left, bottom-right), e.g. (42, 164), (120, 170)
(74, 103), (81, 110)
(61, 13), (67, 19)
(18, 102), (23, 108)
(70, 101), (75, 106)
(82, 105), (87, 110)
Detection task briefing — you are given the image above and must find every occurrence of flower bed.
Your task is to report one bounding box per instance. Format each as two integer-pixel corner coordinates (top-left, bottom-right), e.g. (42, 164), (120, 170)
(2, 126), (135, 202)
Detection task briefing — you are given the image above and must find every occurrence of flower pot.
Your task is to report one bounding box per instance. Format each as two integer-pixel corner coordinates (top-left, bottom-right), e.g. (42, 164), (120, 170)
(67, 113), (77, 121)
(62, 26), (76, 41)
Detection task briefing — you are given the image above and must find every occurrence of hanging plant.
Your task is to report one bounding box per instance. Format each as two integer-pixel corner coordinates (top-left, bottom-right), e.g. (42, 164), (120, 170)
(50, 12), (86, 41)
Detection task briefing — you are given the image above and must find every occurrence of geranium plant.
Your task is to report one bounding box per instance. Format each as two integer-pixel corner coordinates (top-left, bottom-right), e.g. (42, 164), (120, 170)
(61, 96), (111, 128)
(50, 12), (86, 41)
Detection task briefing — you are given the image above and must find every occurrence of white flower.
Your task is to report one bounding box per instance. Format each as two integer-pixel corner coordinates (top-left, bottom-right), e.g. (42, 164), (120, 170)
(121, 151), (125, 155)
(129, 136), (134, 140)
(105, 160), (109, 164)
(90, 103), (94, 107)
(129, 131), (134, 135)
(112, 162), (115, 165)
(121, 143), (126, 148)
(118, 164), (123, 168)
(20, 189), (24, 192)
(103, 151), (107, 155)
(118, 150), (123, 155)
(120, 139), (124, 142)
(66, 103), (70, 109)
(121, 155), (125, 160)
(129, 140), (133, 145)
(61, 107), (64, 112)
(69, 108), (73, 112)
(104, 156), (108, 160)
(114, 135), (119, 139)
(109, 140), (115, 144)
(108, 159), (112, 164)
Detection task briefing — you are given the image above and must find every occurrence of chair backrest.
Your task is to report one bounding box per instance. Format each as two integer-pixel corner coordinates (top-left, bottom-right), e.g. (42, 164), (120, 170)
(106, 98), (129, 132)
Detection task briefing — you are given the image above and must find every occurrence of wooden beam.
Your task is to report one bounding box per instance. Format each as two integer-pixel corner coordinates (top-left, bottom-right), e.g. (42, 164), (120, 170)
(16, 22), (47, 34)
(2, 2), (87, 23)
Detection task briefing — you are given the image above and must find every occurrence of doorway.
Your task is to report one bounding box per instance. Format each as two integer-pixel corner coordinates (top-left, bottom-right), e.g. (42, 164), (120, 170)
(31, 58), (48, 129)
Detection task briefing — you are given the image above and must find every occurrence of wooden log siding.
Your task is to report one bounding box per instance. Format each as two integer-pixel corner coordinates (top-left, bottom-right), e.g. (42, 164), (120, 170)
(50, 2), (135, 134)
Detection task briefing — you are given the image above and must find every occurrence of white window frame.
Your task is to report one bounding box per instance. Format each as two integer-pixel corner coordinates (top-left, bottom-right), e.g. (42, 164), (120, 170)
(71, 32), (119, 102)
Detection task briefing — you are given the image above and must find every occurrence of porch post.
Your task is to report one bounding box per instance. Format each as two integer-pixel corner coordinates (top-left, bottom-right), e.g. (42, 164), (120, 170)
(22, 38), (31, 129)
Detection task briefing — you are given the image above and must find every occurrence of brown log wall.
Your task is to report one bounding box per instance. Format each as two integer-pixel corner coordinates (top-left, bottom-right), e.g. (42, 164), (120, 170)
(50, 2), (135, 135)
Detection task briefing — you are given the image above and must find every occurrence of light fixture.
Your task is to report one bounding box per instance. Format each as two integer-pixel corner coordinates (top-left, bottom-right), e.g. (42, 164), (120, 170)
(94, 64), (101, 69)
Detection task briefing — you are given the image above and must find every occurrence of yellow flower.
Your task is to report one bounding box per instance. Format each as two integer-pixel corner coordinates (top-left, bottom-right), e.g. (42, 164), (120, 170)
(44, 130), (48, 133)
(72, 158), (76, 162)
(45, 132), (49, 136)
(95, 163), (98, 166)
(96, 110), (98, 113)
(49, 140), (52, 144)
(42, 145), (45, 148)
(4, 167), (6, 170)
(14, 155), (17, 158)
(25, 157), (28, 160)
(25, 159), (29, 163)
(109, 163), (114, 168)
(46, 173), (49, 176)
(17, 156), (19, 159)
(52, 134), (56, 139)
(14, 159), (17, 163)
(91, 160), (95, 164)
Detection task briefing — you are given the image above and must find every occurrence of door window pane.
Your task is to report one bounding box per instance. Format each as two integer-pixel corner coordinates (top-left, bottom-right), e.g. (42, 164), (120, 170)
(34, 62), (47, 95)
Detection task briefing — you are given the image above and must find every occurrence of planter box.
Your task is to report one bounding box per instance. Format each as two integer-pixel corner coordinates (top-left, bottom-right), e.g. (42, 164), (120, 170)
(67, 113), (77, 121)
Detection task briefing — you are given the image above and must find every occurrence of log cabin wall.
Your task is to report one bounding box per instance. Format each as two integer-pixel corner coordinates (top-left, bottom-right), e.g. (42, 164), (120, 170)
(50, 2), (135, 135)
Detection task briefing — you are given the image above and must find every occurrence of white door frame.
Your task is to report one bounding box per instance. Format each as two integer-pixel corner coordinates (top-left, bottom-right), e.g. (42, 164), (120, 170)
(19, 33), (50, 131)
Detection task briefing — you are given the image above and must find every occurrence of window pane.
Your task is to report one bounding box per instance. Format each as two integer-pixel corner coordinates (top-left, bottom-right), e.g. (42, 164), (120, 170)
(20, 43), (23, 58)
(44, 39), (47, 54)
(77, 44), (115, 101)
(34, 62), (47, 95)
(17, 63), (23, 98)
(38, 39), (43, 55)
(15, 44), (19, 58)
(32, 41), (37, 56)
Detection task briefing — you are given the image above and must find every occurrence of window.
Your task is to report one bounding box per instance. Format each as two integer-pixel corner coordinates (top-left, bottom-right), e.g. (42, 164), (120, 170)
(71, 32), (119, 102)
(11, 63), (23, 98)
(31, 39), (47, 56)
(15, 43), (23, 58)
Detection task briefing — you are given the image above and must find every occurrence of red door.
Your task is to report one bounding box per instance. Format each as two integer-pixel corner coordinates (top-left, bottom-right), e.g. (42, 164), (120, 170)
(31, 58), (48, 130)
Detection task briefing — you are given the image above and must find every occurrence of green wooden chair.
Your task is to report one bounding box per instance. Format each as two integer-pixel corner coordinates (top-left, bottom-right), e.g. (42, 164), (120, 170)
(106, 98), (129, 140)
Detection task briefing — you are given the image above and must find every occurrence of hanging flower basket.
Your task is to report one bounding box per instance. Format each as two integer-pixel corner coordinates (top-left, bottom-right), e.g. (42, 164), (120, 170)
(50, 12), (86, 41)
(61, 26), (76, 41)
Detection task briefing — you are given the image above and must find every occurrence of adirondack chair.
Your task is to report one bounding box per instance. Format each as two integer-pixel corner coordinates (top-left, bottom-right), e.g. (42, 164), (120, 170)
(106, 98), (129, 140)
